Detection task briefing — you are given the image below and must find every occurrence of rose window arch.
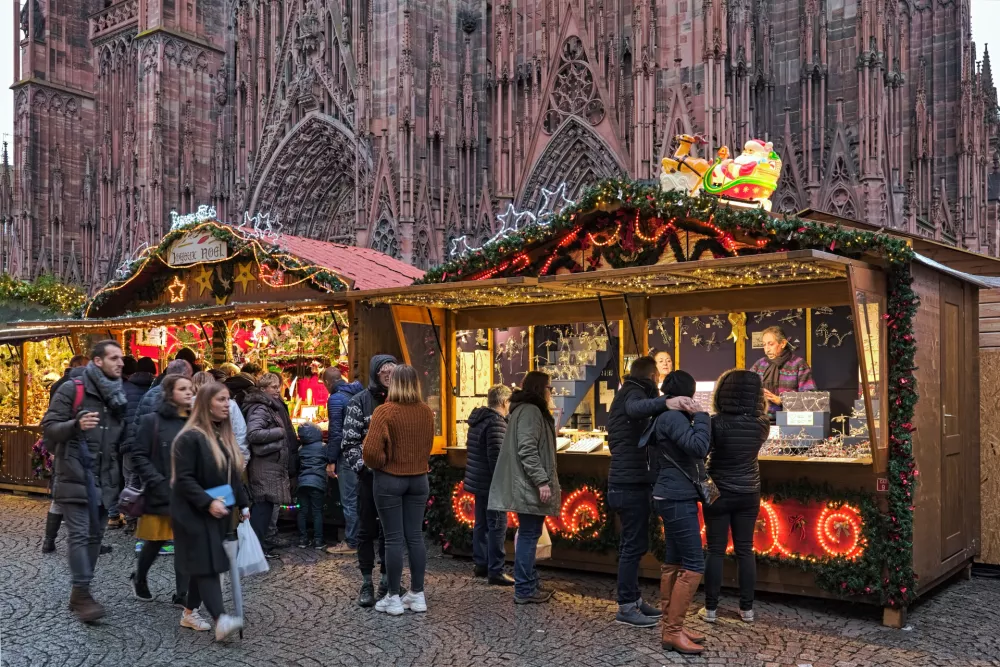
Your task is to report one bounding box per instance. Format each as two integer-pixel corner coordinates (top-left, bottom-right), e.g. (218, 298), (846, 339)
(543, 36), (605, 134)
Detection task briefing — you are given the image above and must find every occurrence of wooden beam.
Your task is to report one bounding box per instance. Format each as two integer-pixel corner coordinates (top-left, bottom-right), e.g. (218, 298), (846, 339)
(456, 298), (628, 329)
(648, 280), (852, 317)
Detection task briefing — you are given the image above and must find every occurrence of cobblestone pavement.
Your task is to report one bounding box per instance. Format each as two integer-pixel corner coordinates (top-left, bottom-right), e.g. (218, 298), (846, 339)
(1, 494), (998, 667)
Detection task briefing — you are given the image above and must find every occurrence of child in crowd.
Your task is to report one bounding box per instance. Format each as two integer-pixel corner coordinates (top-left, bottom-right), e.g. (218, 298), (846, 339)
(296, 423), (328, 549)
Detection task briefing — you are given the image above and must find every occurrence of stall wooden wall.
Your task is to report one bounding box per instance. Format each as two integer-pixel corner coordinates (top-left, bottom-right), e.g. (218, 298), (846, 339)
(350, 303), (403, 384)
(977, 288), (1000, 565)
(911, 264), (981, 589)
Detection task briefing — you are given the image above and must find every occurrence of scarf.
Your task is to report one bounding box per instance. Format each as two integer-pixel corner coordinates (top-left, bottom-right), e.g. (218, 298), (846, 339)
(84, 361), (127, 418)
(761, 347), (792, 394)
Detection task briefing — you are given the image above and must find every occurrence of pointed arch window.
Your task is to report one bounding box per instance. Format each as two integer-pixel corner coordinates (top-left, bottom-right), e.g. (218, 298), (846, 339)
(371, 217), (399, 259)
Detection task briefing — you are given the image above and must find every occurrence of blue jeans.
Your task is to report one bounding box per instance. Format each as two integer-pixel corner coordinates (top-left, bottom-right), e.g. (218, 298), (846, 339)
(608, 486), (651, 605)
(514, 513), (545, 598)
(373, 472), (429, 595)
(337, 455), (359, 547)
(655, 498), (705, 574)
(473, 494), (508, 577)
(297, 486), (325, 542)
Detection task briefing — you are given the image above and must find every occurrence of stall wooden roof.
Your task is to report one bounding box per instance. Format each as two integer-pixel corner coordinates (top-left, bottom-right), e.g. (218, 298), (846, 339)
(262, 235), (425, 289)
(798, 208), (1000, 277)
(349, 250), (861, 310)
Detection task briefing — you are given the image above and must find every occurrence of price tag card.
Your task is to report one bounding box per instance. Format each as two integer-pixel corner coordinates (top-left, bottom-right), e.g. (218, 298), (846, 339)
(785, 411), (815, 426)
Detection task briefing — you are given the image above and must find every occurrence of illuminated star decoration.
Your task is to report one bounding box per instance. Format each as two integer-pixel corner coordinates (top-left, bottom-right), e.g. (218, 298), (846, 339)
(215, 294), (229, 305)
(448, 182), (576, 258)
(194, 266), (213, 296)
(167, 276), (187, 303)
(234, 262), (256, 294)
(237, 211), (283, 240)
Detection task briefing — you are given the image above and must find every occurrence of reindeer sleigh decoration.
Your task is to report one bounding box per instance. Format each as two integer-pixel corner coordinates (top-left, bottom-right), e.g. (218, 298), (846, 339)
(660, 135), (783, 212)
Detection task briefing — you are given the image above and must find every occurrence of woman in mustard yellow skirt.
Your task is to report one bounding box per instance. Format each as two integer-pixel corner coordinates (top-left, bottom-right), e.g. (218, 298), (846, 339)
(130, 374), (198, 619)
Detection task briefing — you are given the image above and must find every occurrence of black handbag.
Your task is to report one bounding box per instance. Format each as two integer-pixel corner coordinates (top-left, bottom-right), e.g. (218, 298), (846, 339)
(119, 415), (156, 518)
(639, 414), (720, 506)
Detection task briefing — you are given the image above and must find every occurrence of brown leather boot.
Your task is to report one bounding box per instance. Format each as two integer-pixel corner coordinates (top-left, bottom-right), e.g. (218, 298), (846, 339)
(68, 586), (106, 623)
(660, 564), (705, 644)
(660, 570), (705, 654)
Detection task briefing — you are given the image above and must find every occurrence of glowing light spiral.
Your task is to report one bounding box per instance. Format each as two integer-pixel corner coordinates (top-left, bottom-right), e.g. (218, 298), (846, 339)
(816, 504), (864, 560)
(557, 487), (604, 536)
(451, 481), (476, 528)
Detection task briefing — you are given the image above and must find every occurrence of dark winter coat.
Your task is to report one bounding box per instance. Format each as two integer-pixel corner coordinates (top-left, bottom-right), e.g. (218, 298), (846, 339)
(120, 371), (155, 453)
(49, 368), (78, 400)
(128, 384), (164, 455)
(131, 400), (188, 515)
(243, 388), (297, 505)
(296, 423), (328, 491)
(650, 410), (712, 501)
(708, 369), (770, 495)
(326, 380), (363, 464)
(342, 355), (396, 473)
(607, 376), (667, 488)
(225, 373), (257, 409)
(170, 428), (249, 577)
(462, 407), (507, 497)
(42, 369), (126, 508)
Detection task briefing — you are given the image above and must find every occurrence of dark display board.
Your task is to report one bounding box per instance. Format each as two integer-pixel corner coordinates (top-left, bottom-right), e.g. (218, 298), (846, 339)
(808, 306), (860, 422)
(676, 315), (738, 384)
(647, 317), (675, 358)
(493, 327), (530, 388)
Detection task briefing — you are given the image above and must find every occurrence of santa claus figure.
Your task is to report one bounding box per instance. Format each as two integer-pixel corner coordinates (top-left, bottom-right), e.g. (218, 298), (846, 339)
(712, 139), (775, 184)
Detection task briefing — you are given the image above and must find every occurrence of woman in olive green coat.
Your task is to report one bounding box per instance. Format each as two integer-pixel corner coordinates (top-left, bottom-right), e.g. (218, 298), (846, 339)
(488, 371), (561, 604)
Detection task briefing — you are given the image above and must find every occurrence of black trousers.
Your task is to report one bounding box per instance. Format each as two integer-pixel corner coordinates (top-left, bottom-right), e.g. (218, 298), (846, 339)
(250, 500), (274, 545)
(356, 468), (386, 576)
(187, 575), (225, 620)
(136, 539), (188, 598)
(703, 491), (760, 611)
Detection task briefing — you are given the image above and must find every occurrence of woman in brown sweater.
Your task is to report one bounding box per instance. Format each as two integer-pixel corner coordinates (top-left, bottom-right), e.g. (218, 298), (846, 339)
(362, 364), (435, 616)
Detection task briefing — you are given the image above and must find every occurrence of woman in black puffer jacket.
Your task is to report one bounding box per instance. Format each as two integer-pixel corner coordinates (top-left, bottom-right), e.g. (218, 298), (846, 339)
(702, 369), (770, 624)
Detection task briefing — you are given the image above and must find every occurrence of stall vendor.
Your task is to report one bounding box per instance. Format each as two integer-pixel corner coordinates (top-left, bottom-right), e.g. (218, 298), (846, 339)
(649, 349), (674, 388)
(750, 325), (816, 412)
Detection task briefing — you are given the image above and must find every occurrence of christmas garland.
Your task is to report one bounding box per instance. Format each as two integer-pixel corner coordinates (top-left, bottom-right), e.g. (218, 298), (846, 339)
(0, 274), (86, 316)
(421, 178), (919, 608)
(86, 220), (351, 314)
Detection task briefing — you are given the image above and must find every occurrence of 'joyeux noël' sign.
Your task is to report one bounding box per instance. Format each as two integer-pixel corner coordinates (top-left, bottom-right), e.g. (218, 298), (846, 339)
(167, 231), (229, 266)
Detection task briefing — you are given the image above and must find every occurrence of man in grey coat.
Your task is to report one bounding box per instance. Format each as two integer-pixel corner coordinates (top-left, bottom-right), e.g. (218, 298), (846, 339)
(41, 340), (128, 623)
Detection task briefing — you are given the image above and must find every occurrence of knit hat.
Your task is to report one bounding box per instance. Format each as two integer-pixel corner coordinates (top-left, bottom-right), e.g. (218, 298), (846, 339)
(661, 370), (696, 399)
(297, 422), (324, 444)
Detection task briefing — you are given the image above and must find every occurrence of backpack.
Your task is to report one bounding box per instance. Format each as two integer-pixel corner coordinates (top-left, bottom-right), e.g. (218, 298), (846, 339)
(38, 378), (85, 461)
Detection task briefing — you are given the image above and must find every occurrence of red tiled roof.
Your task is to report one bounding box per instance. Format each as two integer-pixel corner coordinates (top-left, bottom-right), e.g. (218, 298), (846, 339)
(265, 234), (424, 290)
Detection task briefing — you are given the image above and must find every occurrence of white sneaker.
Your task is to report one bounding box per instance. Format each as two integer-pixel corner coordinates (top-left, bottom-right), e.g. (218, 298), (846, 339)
(698, 607), (717, 623)
(401, 590), (427, 613)
(375, 594), (405, 616)
(180, 609), (211, 631)
(740, 609), (754, 623)
(215, 613), (243, 641)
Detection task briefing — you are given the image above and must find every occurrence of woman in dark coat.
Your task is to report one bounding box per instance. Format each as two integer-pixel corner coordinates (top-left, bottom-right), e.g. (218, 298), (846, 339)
(650, 370), (711, 655)
(129, 374), (193, 610)
(243, 372), (297, 550)
(171, 381), (249, 642)
(701, 369), (770, 624)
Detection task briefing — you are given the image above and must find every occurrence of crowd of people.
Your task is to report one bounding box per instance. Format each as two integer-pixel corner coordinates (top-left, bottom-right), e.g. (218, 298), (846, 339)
(39, 339), (772, 655)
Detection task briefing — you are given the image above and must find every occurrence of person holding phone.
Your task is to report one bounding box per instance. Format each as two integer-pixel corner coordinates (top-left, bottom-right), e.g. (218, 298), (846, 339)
(42, 340), (129, 624)
(170, 382), (249, 641)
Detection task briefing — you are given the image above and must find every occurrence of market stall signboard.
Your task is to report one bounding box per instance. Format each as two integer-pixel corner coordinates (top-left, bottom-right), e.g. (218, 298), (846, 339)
(167, 232), (228, 265)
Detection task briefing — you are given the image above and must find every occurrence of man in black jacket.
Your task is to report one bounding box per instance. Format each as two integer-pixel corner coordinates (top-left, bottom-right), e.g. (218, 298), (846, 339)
(607, 356), (695, 628)
(464, 384), (513, 586)
(41, 340), (128, 623)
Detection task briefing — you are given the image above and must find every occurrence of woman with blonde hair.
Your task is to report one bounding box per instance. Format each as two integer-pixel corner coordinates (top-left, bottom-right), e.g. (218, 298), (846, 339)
(170, 381), (249, 641)
(362, 364), (435, 615)
(194, 371), (248, 469)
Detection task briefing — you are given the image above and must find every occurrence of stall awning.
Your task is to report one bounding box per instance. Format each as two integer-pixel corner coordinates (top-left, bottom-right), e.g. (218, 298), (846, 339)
(265, 235), (425, 290)
(0, 327), (72, 344)
(352, 250), (859, 310)
(912, 253), (994, 287)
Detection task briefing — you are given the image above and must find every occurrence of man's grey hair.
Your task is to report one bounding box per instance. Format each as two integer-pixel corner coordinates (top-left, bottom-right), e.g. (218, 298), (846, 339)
(487, 384), (512, 409)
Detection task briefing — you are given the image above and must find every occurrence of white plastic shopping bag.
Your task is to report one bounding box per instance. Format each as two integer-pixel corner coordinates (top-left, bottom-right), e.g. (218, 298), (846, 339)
(236, 521), (270, 577)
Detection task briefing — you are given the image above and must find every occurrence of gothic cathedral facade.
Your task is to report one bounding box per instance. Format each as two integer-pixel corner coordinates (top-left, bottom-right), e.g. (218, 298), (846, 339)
(3, 0), (999, 290)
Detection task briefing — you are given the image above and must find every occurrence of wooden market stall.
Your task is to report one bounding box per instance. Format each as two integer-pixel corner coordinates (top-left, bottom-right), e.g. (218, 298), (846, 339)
(0, 212), (421, 493)
(345, 173), (984, 626)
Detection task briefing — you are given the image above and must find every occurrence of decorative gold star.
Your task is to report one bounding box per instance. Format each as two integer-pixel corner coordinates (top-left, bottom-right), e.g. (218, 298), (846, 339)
(167, 276), (187, 303)
(194, 266), (213, 296)
(234, 262), (255, 294)
(215, 294), (229, 306)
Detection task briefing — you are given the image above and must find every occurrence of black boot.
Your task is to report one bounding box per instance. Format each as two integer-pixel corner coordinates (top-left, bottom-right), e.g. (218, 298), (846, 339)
(42, 512), (62, 553)
(357, 574), (376, 608)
